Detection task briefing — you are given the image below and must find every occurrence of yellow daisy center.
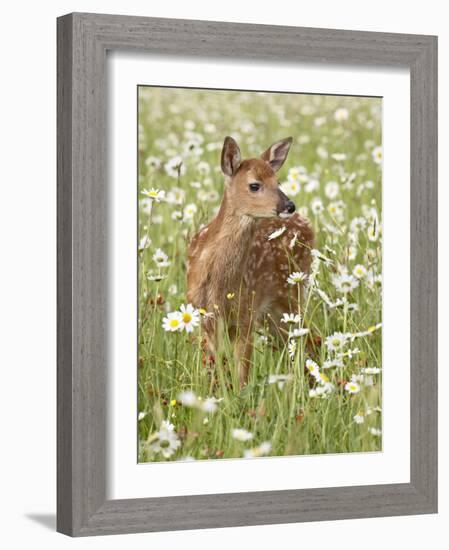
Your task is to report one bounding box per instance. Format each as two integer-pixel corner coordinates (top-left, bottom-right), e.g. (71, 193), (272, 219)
(169, 318), (180, 328)
(182, 313), (192, 323)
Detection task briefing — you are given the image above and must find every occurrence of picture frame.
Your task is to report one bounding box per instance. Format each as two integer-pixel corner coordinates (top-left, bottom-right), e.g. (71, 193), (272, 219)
(57, 12), (438, 536)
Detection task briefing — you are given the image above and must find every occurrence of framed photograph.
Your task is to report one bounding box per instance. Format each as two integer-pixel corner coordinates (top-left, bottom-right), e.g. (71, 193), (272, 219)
(57, 13), (438, 536)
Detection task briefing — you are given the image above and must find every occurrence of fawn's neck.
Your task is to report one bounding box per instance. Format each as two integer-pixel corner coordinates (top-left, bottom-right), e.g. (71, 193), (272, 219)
(207, 195), (256, 296)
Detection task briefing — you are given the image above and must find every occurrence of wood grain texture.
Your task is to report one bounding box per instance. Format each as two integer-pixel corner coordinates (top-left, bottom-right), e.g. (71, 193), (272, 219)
(57, 12), (438, 536)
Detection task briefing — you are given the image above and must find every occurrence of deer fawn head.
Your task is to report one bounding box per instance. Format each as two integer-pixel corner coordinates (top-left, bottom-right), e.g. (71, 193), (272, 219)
(220, 136), (296, 219)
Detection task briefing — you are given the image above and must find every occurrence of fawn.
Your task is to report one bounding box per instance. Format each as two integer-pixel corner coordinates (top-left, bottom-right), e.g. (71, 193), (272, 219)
(187, 136), (315, 386)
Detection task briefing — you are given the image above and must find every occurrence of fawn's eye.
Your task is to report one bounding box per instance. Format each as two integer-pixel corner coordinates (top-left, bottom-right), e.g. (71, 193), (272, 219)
(249, 182), (261, 192)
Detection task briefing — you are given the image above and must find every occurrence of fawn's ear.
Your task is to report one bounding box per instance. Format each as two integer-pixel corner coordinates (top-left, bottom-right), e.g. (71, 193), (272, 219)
(261, 137), (293, 172)
(221, 136), (242, 177)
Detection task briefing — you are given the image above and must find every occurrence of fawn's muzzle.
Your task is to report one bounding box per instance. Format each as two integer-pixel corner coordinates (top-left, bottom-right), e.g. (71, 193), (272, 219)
(277, 190), (296, 218)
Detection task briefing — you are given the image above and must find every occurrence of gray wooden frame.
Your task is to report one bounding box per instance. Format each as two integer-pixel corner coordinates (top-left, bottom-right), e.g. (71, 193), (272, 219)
(57, 12), (438, 537)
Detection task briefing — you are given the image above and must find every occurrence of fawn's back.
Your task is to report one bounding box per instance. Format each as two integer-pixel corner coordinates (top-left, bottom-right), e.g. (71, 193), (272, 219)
(245, 214), (315, 326)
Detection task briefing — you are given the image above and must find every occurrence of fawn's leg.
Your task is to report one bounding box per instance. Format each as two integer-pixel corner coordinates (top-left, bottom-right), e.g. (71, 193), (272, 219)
(202, 316), (218, 363)
(235, 319), (254, 387)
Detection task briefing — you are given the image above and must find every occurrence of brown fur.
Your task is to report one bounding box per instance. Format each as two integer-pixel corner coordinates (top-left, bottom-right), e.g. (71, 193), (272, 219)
(187, 137), (315, 386)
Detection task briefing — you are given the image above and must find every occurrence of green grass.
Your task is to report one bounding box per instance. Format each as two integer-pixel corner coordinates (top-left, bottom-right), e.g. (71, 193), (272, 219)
(137, 86), (382, 462)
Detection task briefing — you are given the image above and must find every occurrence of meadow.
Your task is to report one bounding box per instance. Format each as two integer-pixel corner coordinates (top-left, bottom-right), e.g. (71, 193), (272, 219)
(137, 87), (382, 462)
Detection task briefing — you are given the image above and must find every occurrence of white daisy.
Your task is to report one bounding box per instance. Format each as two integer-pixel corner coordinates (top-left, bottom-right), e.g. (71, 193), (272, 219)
(314, 288), (333, 307)
(162, 311), (183, 332)
(177, 390), (198, 407)
(290, 327), (310, 338)
(166, 186), (186, 205)
(183, 139), (203, 158)
(366, 272), (382, 291)
(316, 371), (330, 385)
(309, 382), (334, 398)
(372, 146), (382, 165)
(288, 339), (297, 359)
(197, 161), (210, 175)
(311, 248), (333, 265)
(305, 179), (319, 193)
(352, 264), (367, 279)
(361, 367), (381, 375)
(183, 203), (198, 220)
(153, 248), (170, 268)
(350, 216), (367, 232)
(316, 145), (328, 159)
(353, 413), (365, 424)
(334, 107), (349, 122)
(164, 156), (186, 178)
(344, 381), (361, 394)
(171, 210), (183, 221)
(144, 156), (161, 170)
(244, 441), (272, 458)
(351, 323), (382, 338)
(139, 235), (151, 251)
(141, 188), (165, 202)
(325, 332), (349, 352)
(287, 271), (307, 285)
(289, 232), (299, 249)
(311, 197), (324, 214)
(331, 153), (347, 162)
(340, 347), (361, 359)
(347, 245), (358, 261)
(178, 303), (200, 332)
(147, 272), (167, 282)
(280, 180), (301, 197)
(206, 190), (219, 202)
(333, 273), (359, 294)
(324, 181), (340, 199)
(267, 226), (286, 240)
(367, 222), (380, 242)
(305, 359), (320, 378)
(287, 166), (305, 183)
(327, 201), (345, 220)
(322, 358), (344, 369)
(232, 428), (254, 442)
(147, 420), (181, 459)
(369, 427), (382, 436)
(140, 198), (153, 215)
(201, 122), (216, 134)
(280, 313), (301, 324)
(201, 397), (222, 414)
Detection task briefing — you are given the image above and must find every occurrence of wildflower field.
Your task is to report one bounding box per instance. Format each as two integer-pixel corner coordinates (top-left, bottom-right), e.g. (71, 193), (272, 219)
(138, 87), (382, 462)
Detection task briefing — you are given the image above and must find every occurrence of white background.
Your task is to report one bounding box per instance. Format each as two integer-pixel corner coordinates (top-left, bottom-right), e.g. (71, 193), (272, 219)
(0, 1), (445, 549)
(109, 55), (410, 498)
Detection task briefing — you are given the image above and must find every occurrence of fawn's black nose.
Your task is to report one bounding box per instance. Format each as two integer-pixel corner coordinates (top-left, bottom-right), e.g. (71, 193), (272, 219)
(286, 200), (296, 214)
